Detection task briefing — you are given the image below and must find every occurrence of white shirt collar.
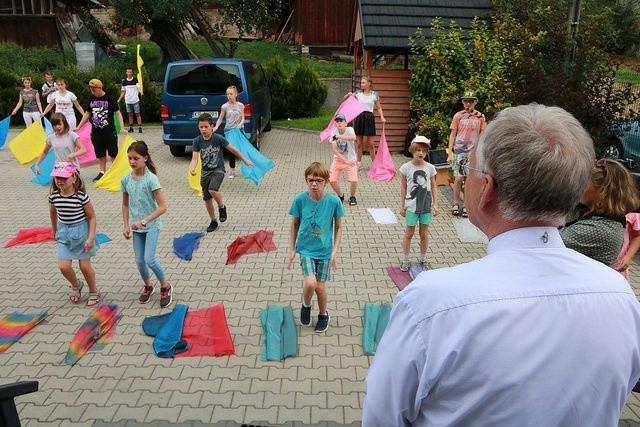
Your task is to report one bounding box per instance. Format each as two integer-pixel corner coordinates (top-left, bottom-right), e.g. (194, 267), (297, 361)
(488, 227), (565, 254)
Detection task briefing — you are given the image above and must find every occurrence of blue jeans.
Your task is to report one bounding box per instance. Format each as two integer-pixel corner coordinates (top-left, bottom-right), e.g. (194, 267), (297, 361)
(132, 229), (166, 282)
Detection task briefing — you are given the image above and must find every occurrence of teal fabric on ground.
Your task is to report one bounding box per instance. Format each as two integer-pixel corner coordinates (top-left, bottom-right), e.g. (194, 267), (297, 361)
(260, 305), (298, 361)
(363, 302), (392, 355)
(282, 306), (297, 359)
(152, 304), (189, 358)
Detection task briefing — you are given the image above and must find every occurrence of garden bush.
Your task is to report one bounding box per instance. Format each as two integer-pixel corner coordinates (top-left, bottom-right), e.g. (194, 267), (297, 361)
(263, 55), (290, 119)
(287, 62), (327, 119)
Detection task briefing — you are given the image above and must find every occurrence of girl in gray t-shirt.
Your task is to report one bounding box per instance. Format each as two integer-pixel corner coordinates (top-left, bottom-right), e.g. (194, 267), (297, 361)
(12, 76), (43, 127)
(213, 85), (245, 178)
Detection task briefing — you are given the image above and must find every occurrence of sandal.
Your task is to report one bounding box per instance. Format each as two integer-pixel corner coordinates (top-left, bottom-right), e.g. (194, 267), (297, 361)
(461, 207), (468, 218)
(452, 204), (460, 216)
(69, 281), (83, 304)
(86, 291), (101, 307)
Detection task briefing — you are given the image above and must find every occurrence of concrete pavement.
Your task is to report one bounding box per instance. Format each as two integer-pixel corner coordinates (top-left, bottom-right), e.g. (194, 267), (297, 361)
(1, 126), (639, 426)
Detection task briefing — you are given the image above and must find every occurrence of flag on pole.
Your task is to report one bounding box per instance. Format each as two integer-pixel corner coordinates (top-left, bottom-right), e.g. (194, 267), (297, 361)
(137, 44), (144, 94)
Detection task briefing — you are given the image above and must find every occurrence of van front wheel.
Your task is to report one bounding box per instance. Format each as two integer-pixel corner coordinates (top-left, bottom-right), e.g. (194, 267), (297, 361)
(169, 145), (186, 157)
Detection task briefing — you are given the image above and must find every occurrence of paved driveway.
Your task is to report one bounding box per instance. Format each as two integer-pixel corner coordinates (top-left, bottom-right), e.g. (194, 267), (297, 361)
(1, 126), (639, 426)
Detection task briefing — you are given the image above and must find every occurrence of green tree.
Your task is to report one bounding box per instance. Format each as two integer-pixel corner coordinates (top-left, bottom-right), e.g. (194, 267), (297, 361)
(214, 0), (286, 38)
(409, 0), (640, 147)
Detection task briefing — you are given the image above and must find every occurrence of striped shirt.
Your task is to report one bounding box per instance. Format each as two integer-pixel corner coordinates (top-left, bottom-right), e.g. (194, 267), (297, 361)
(48, 191), (89, 224)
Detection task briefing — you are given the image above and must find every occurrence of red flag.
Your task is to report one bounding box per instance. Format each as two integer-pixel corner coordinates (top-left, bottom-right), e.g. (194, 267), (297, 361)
(177, 304), (235, 357)
(5, 227), (55, 248)
(226, 230), (277, 265)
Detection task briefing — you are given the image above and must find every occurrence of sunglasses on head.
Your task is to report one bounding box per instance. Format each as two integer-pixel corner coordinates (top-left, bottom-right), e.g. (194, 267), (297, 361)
(596, 158), (607, 175)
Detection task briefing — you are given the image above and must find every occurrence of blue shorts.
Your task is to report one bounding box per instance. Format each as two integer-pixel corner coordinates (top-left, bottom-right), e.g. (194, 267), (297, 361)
(56, 220), (99, 260)
(300, 256), (331, 282)
(405, 211), (432, 227)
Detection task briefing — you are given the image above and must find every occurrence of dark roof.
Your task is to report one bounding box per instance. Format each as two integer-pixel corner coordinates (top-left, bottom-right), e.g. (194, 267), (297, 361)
(358, 0), (493, 51)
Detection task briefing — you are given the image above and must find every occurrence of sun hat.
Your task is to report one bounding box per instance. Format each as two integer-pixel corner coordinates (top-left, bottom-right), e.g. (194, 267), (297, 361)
(51, 162), (77, 178)
(334, 113), (347, 122)
(411, 135), (431, 146)
(88, 79), (103, 88)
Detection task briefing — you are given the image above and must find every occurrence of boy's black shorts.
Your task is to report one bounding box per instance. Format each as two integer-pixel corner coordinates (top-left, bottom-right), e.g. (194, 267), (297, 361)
(92, 130), (118, 158)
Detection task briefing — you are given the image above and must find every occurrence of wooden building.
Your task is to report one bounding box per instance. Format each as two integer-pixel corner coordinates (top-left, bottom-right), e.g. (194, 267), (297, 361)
(0, 0), (103, 50)
(289, 0), (356, 49)
(348, 0), (493, 152)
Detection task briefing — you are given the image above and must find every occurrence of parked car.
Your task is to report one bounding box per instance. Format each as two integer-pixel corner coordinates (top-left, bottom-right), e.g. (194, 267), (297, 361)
(161, 59), (271, 157)
(598, 121), (640, 167)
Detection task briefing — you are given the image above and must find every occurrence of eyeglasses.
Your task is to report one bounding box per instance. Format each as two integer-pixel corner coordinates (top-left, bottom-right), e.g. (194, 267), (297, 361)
(596, 158), (607, 175)
(306, 178), (326, 184)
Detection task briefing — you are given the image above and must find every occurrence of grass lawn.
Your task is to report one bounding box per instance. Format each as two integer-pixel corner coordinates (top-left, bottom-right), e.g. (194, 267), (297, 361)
(272, 110), (335, 132)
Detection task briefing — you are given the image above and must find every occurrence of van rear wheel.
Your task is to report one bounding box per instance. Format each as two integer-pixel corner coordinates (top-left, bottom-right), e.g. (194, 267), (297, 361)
(169, 145), (186, 157)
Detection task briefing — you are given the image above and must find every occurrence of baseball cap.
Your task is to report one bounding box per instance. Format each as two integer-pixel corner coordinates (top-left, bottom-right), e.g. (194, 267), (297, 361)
(88, 79), (103, 88)
(51, 162), (77, 178)
(461, 89), (478, 100)
(334, 114), (346, 122)
(411, 135), (431, 146)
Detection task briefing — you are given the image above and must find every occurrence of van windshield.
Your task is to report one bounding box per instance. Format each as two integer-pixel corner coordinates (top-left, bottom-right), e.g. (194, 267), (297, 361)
(166, 63), (243, 95)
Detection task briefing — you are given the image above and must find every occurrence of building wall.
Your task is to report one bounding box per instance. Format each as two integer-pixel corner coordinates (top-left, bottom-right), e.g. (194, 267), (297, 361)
(0, 15), (59, 47)
(292, 0), (354, 47)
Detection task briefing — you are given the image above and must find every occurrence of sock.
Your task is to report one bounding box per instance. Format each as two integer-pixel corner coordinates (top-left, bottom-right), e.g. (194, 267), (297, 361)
(302, 302), (311, 308)
(99, 170), (105, 174)
(219, 204), (225, 208)
(419, 254), (427, 262)
(402, 254), (409, 262)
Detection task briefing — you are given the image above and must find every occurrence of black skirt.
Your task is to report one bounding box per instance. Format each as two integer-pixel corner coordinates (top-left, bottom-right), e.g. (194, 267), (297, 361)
(353, 111), (376, 136)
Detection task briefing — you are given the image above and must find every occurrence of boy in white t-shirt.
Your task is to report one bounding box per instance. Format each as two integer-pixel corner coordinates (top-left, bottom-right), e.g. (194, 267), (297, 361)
(117, 67), (143, 133)
(399, 136), (439, 271)
(328, 114), (359, 206)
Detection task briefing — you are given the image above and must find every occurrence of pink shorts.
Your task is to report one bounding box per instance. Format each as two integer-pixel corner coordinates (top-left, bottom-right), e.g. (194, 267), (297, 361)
(330, 157), (358, 182)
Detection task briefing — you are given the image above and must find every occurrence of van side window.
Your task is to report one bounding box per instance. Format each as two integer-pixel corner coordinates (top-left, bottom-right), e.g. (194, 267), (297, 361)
(167, 64), (243, 95)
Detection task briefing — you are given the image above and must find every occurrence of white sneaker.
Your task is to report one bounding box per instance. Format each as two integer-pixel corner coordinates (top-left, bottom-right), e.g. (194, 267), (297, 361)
(229, 171), (236, 179)
(357, 162), (363, 170)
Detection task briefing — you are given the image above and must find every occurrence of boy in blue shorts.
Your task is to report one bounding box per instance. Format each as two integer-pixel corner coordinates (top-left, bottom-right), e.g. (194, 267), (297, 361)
(287, 162), (344, 332)
(399, 136), (439, 271)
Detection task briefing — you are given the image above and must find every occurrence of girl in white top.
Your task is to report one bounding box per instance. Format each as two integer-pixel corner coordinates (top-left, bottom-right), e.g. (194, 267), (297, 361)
(213, 85), (244, 178)
(35, 113), (86, 175)
(41, 78), (85, 130)
(344, 76), (386, 169)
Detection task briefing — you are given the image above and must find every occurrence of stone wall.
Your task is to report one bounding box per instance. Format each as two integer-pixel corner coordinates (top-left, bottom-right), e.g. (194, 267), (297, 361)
(320, 78), (352, 111)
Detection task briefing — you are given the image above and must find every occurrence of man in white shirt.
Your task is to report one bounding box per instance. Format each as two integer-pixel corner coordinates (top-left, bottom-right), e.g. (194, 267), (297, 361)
(363, 104), (640, 427)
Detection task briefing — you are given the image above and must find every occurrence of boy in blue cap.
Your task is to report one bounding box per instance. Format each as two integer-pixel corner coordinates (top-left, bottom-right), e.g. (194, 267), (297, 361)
(328, 113), (359, 205)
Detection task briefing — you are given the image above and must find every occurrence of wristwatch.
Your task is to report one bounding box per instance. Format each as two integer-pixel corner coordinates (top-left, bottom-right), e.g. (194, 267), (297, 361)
(141, 220), (147, 227)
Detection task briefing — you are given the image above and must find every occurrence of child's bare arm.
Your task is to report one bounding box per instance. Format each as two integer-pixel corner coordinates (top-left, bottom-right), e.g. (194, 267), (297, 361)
(431, 175), (439, 216)
(287, 217), (300, 269)
(331, 217), (343, 271)
(226, 144), (254, 167)
(400, 173), (407, 217)
(189, 151), (199, 175)
(122, 192), (131, 239)
(83, 201), (97, 253)
(619, 229), (640, 271)
(49, 202), (57, 235)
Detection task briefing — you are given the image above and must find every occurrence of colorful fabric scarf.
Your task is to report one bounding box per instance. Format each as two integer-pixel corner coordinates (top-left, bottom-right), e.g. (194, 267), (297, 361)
(0, 311), (47, 353)
(65, 303), (122, 366)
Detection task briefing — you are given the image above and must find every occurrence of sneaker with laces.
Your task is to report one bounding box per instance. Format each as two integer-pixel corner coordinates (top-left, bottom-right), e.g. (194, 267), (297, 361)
(315, 312), (330, 332)
(160, 284), (173, 308)
(92, 172), (104, 182)
(400, 259), (410, 272)
(418, 259), (432, 270)
(229, 170), (236, 179)
(339, 194), (345, 203)
(138, 126), (143, 133)
(207, 219), (218, 232)
(139, 285), (155, 304)
(128, 126), (134, 133)
(219, 205), (227, 222)
(300, 304), (311, 326)
(349, 196), (357, 206)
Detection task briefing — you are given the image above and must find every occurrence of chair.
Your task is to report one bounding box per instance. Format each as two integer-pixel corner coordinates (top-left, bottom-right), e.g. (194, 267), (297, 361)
(0, 381), (38, 427)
